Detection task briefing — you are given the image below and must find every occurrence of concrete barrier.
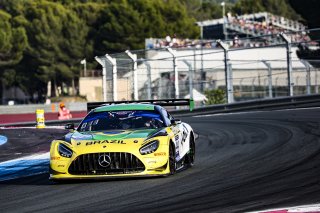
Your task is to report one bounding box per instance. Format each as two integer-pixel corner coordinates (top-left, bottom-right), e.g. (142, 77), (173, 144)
(0, 102), (86, 115)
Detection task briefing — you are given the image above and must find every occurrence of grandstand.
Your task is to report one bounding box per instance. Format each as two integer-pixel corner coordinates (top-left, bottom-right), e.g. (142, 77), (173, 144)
(146, 12), (310, 49)
(80, 13), (318, 103)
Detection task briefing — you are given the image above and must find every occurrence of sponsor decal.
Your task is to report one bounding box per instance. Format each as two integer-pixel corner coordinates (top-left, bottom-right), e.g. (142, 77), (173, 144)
(57, 165), (65, 167)
(134, 140), (138, 143)
(86, 140), (126, 146)
(154, 152), (166, 156)
(50, 156), (61, 160)
(182, 124), (188, 144)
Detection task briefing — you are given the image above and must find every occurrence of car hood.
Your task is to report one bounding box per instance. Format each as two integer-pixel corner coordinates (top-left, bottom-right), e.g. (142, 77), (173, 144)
(61, 129), (165, 153)
(65, 129), (158, 142)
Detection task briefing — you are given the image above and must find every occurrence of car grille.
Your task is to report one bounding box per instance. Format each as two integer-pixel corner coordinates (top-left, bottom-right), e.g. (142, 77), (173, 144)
(68, 152), (145, 175)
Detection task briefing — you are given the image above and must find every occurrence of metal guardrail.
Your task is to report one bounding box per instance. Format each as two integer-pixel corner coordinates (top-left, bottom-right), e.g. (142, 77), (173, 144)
(173, 94), (320, 116)
(2, 94), (320, 127)
(0, 102), (86, 115)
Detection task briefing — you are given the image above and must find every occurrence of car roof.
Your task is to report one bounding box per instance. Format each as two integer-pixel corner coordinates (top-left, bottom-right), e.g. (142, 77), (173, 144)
(93, 103), (156, 112)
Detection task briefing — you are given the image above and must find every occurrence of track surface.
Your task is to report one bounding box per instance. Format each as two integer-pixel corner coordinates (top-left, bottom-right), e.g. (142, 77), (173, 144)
(1, 108), (320, 212)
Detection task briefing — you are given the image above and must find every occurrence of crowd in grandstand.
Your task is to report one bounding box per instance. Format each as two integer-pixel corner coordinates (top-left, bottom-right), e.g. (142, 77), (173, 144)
(147, 13), (312, 50)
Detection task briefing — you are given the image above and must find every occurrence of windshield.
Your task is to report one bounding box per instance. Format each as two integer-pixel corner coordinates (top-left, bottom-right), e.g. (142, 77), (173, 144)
(78, 110), (165, 132)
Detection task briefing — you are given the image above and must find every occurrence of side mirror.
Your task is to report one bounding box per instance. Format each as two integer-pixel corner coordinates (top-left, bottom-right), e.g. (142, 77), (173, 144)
(65, 123), (75, 130)
(171, 119), (182, 125)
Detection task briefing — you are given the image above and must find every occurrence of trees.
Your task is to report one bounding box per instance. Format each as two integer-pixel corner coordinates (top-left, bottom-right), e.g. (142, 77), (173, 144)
(0, 9), (27, 103)
(0, 10), (27, 67)
(233, 0), (300, 20)
(204, 88), (226, 105)
(1, 0), (316, 103)
(16, 1), (88, 99)
(0, 0), (200, 102)
(94, 0), (198, 54)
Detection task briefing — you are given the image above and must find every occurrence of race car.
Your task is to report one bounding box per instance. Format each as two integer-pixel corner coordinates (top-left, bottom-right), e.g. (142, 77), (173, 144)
(49, 99), (195, 180)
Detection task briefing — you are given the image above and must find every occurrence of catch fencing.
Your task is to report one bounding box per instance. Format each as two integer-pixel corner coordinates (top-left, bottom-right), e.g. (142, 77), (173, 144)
(87, 28), (320, 105)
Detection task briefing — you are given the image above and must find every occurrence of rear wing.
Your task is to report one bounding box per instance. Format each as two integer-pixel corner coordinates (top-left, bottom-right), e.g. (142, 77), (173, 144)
(87, 99), (194, 112)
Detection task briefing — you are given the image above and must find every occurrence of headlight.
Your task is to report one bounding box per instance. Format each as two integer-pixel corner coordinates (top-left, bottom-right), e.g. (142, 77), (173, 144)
(140, 140), (159, 155)
(58, 143), (73, 158)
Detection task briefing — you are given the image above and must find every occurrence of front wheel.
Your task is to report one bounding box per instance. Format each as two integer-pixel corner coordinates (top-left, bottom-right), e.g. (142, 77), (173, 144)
(169, 143), (176, 175)
(185, 135), (195, 167)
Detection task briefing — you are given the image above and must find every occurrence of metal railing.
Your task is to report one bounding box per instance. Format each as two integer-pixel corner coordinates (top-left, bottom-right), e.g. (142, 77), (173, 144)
(88, 29), (319, 106)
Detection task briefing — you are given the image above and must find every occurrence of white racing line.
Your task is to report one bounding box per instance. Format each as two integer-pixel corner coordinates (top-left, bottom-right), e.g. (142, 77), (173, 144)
(247, 203), (320, 213)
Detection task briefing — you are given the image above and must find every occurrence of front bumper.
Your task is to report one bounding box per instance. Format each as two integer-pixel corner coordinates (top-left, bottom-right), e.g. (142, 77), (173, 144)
(49, 140), (170, 180)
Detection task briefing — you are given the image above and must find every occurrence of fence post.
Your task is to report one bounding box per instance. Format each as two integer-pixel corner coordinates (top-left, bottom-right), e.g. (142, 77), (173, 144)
(262, 60), (273, 98)
(80, 58), (86, 77)
(301, 59), (311, 95)
(167, 47), (179, 99)
(217, 40), (233, 103)
(239, 78), (244, 97)
(105, 54), (117, 101)
(279, 32), (293, 96)
(316, 68), (319, 94)
(182, 59), (193, 100)
(142, 60), (152, 100)
(125, 50), (138, 100)
(95, 56), (108, 101)
(252, 77), (256, 98)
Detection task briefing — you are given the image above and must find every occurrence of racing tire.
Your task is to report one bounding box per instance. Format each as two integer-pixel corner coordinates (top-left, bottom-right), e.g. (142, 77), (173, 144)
(169, 142), (176, 175)
(185, 134), (195, 167)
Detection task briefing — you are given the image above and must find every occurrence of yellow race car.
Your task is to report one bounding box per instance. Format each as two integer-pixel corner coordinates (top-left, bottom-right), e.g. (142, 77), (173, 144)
(49, 100), (195, 180)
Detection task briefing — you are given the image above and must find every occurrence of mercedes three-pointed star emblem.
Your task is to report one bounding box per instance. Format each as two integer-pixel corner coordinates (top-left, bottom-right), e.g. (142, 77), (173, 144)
(98, 153), (111, 167)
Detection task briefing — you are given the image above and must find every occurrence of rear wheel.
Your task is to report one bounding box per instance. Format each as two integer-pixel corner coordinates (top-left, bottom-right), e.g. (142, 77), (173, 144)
(169, 142), (176, 175)
(185, 135), (195, 167)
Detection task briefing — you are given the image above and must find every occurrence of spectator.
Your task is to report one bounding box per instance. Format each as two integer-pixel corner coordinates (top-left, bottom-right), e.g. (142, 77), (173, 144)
(58, 102), (72, 120)
(165, 35), (171, 46)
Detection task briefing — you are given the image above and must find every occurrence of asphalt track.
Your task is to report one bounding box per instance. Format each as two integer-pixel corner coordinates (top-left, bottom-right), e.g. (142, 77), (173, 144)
(0, 108), (320, 213)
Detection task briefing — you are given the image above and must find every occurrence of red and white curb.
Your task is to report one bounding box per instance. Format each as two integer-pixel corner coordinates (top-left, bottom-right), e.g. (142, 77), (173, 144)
(248, 203), (320, 213)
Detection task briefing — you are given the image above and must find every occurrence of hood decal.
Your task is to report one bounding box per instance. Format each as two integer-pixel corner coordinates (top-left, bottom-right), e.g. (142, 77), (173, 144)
(103, 130), (125, 134)
(70, 129), (159, 144)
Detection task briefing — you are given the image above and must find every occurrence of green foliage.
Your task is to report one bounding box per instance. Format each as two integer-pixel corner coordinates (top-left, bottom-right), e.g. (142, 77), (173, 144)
(204, 88), (226, 105)
(0, 0), (315, 103)
(94, 0), (198, 54)
(288, 0), (320, 40)
(233, 0), (300, 20)
(0, 10), (27, 67)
